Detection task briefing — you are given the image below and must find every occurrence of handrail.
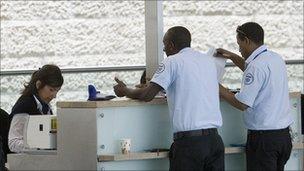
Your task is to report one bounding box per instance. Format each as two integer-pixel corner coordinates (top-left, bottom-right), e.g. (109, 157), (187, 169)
(0, 59), (303, 76)
(0, 65), (146, 76)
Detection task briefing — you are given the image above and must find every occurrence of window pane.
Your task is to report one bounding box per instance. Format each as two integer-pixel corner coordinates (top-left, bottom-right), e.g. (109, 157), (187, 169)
(1, 1), (145, 70)
(163, 1), (303, 91)
(0, 70), (144, 113)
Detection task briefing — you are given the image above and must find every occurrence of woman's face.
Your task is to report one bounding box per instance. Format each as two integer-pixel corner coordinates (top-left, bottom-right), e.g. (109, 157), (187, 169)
(36, 82), (61, 103)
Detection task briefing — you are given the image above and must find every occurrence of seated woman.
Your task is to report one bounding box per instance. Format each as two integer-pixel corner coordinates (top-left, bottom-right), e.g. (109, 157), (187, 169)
(8, 64), (64, 152)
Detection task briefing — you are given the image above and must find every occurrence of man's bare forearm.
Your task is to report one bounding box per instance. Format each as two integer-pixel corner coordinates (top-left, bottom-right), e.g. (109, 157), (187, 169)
(219, 85), (247, 111)
(123, 83), (162, 102)
(124, 87), (147, 101)
(230, 55), (245, 71)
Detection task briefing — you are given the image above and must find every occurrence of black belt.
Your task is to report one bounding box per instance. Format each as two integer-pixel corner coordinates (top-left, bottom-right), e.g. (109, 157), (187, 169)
(173, 128), (218, 141)
(248, 127), (289, 135)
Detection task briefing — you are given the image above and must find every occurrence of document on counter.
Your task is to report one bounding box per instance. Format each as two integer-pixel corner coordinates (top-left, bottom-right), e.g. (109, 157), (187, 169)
(206, 47), (227, 83)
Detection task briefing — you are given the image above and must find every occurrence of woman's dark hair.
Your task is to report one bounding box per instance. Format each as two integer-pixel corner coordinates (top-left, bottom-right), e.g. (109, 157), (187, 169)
(236, 22), (264, 45)
(22, 64), (64, 96)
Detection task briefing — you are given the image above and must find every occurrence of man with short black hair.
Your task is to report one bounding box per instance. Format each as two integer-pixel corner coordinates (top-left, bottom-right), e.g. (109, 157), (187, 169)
(114, 26), (224, 170)
(217, 22), (293, 171)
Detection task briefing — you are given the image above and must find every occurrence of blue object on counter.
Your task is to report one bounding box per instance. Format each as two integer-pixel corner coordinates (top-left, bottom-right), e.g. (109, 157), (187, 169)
(88, 85), (116, 101)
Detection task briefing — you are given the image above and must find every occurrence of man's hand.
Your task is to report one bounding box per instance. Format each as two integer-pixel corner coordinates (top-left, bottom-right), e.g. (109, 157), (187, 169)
(219, 84), (248, 111)
(113, 77), (127, 97)
(215, 48), (239, 59)
(216, 48), (245, 71)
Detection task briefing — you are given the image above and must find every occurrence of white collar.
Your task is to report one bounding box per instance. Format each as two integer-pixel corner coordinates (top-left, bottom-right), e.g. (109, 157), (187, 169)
(33, 95), (51, 115)
(245, 45), (267, 65)
(178, 47), (191, 54)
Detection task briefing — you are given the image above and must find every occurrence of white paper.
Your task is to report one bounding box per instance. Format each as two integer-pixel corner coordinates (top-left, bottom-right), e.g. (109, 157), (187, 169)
(207, 47), (227, 83)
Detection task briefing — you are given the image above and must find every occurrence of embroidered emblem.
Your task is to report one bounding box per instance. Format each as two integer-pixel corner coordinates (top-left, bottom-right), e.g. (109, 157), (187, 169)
(245, 73), (254, 85)
(156, 63), (165, 74)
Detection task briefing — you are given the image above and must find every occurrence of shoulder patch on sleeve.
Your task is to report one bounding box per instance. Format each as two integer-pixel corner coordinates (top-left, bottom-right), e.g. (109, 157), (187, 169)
(244, 73), (254, 85)
(156, 63), (165, 74)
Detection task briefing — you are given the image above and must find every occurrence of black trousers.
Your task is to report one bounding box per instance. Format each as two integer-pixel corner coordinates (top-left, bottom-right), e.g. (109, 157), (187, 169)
(246, 128), (292, 171)
(169, 129), (224, 171)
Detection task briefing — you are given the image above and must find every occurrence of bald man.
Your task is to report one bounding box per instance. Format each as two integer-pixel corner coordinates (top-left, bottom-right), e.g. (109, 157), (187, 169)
(114, 26), (224, 170)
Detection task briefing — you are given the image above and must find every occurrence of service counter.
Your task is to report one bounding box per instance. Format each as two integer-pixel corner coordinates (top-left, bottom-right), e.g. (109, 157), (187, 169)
(7, 92), (303, 170)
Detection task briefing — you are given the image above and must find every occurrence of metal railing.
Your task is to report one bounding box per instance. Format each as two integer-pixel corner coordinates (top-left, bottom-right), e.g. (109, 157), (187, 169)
(0, 59), (303, 76)
(0, 65), (146, 76)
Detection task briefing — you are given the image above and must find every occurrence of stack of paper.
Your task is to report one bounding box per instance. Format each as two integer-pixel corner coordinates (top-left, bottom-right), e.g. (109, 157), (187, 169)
(206, 47), (227, 83)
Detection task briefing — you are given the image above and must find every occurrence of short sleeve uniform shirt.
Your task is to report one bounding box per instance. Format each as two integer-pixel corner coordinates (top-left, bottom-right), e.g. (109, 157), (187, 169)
(151, 48), (222, 133)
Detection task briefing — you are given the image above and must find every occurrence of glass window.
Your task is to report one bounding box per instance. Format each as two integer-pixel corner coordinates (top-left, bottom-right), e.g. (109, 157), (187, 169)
(1, 1), (145, 112)
(1, 1), (145, 70)
(163, 1), (303, 90)
(0, 71), (143, 113)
